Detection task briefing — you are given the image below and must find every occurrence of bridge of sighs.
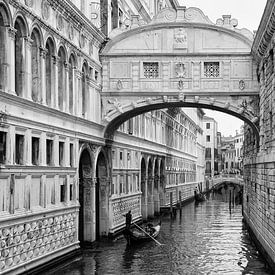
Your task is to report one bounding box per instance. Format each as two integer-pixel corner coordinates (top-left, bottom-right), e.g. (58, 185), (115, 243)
(100, 6), (260, 142)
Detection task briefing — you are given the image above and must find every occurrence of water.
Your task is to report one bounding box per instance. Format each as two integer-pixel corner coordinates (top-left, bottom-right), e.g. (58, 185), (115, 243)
(43, 191), (273, 275)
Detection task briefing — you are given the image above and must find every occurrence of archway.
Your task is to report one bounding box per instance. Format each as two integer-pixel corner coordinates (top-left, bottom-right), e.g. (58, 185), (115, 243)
(78, 148), (93, 244)
(96, 151), (108, 238)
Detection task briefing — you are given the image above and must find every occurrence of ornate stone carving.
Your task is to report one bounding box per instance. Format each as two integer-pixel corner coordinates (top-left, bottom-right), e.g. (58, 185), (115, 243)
(174, 28), (187, 49)
(41, 0), (50, 20)
(56, 14), (64, 31)
(90, 2), (101, 28)
(116, 80), (123, 90)
(239, 80), (245, 90)
(68, 23), (74, 40)
(175, 63), (186, 78)
(79, 33), (86, 48)
(24, 0), (33, 7)
(107, 98), (123, 113)
(178, 79), (184, 90)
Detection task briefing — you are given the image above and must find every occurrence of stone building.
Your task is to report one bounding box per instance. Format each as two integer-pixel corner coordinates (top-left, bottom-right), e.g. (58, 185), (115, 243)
(203, 116), (218, 177)
(0, 0), (205, 273)
(243, 0), (275, 269)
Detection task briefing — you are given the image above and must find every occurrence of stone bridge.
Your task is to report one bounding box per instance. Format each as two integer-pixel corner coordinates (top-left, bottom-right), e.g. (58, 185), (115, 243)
(211, 174), (244, 190)
(100, 6), (260, 141)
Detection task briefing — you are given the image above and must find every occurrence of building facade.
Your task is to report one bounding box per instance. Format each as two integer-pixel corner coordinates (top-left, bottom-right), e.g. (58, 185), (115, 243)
(0, 0), (206, 273)
(203, 116), (218, 177)
(244, 0), (275, 269)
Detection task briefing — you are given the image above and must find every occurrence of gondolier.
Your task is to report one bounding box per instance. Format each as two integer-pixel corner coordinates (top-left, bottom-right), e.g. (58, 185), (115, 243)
(123, 210), (132, 244)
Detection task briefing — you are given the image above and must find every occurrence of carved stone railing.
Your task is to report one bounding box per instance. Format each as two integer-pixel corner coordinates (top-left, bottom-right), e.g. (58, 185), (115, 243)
(109, 193), (141, 233)
(0, 208), (78, 274)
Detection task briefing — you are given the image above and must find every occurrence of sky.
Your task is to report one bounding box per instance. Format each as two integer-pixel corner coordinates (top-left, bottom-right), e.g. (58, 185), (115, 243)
(178, 0), (267, 136)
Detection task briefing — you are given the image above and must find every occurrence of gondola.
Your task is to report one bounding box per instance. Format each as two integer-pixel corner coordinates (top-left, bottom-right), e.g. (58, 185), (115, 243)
(124, 222), (161, 245)
(194, 192), (206, 202)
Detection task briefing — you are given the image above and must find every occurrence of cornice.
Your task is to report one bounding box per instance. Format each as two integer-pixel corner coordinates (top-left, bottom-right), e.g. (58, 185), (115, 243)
(252, 0), (275, 59)
(49, 0), (106, 43)
(131, 0), (152, 23)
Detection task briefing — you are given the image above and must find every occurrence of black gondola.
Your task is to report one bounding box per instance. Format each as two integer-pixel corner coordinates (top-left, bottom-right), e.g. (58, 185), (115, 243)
(124, 222), (161, 245)
(194, 192), (206, 202)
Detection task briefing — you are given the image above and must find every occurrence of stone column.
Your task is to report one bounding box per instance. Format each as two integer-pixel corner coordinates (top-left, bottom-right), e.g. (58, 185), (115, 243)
(25, 129), (32, 166)
(75, 70), (83, 117)
(24, 36), (33, 100)
(72, 66), (77, 116)
(65, 61), (69, 113)
(40, 132), (46, 166)
(91, 177), (97, 241)
(53, 56), (59, 109)
(7, 125), (15, 165)
(40, 47), (47, 105)
(154, 175), (160, 214)
(162, 61), (170, 92)
(141, 177), (148, 219)
(132, 61), (140, 91)
(7, 27), (16, 95)
(147, 176), (154, 217)
(53, 135), (59, 166)
(64, 137), (70, 167)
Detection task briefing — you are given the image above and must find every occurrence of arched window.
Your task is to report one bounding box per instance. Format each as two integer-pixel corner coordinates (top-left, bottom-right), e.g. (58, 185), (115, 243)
(14, 17), (27, 97)
(0, 6), (8, 90)
(31, 29), (41, 102)
(58, 47), (66, 110)
(68, 54), (76, 114)
(45, 37), (54, 106)
(81, 62), (88, 117)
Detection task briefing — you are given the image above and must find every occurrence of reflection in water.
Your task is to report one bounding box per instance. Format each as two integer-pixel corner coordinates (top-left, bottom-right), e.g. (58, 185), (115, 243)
(43, 191), (273, 275)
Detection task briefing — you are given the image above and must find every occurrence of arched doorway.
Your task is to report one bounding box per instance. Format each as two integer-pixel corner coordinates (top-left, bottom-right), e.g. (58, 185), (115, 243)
(140, 158), (147, 219)
(96, 151), (108, 238)
(78, 148), (93, 245)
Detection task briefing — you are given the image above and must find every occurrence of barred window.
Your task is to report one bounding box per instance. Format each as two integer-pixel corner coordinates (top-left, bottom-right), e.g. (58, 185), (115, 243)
(143, 62), (159, 78)
(204, 62), (220, 77)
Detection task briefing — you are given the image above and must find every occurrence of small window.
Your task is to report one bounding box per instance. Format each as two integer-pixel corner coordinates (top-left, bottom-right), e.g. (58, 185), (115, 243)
(15, 134), (24, 165)
(70, 184), (73, 201)
(46, 139), (53, 166)
(120, 151), (123, 161)
(206, 135), (210, 142)
(206, 123), (210, 129)
(59, 141), (64, 166)
(0, 131), (7, 164)
(60, 184), (65, 202)
(143, 62), (159, 78)
(70, 143), (74, 167)
(32, 137), (40, 165)
(204, 62), (219, 77)
(95, 70), (98, 82)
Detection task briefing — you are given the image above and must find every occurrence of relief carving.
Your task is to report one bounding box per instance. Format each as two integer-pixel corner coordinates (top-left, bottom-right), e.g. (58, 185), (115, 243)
(174, 28), (187, 49)
(41, 0), (50, 20)
(175, 63), (186, 78)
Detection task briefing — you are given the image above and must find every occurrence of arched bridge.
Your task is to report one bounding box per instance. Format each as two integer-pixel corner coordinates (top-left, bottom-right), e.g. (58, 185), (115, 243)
(211, 174), (244, 190)
(100, 6), (260, 141)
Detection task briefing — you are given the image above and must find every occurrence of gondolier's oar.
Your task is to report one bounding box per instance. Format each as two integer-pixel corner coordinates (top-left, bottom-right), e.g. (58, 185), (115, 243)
(132, 222), (163, 246)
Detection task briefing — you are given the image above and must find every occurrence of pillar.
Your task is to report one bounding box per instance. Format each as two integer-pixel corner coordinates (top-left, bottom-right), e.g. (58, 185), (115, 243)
(147, 176), (154, 217)
(40, 47), (47, 105)
(53, 56), (59, 109)
(7, 27), (16, 95)
(65, 62), (69, 113)
(24, 36), (33, 100)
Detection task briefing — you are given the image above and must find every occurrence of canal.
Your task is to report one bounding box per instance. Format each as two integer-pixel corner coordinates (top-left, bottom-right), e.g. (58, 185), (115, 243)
(42, 190), (273, 275)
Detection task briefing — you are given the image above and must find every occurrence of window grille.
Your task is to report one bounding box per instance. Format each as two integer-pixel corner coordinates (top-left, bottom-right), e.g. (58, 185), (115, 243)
(143, 62), (159, 78)
(204, 62), (219, 77)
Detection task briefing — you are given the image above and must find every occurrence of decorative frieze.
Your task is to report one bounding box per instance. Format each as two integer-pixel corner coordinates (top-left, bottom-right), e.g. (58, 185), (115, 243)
(0, 212), (78, 273)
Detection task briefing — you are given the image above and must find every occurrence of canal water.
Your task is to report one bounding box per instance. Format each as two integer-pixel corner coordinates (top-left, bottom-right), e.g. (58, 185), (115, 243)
(43, 191), (273, 275)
